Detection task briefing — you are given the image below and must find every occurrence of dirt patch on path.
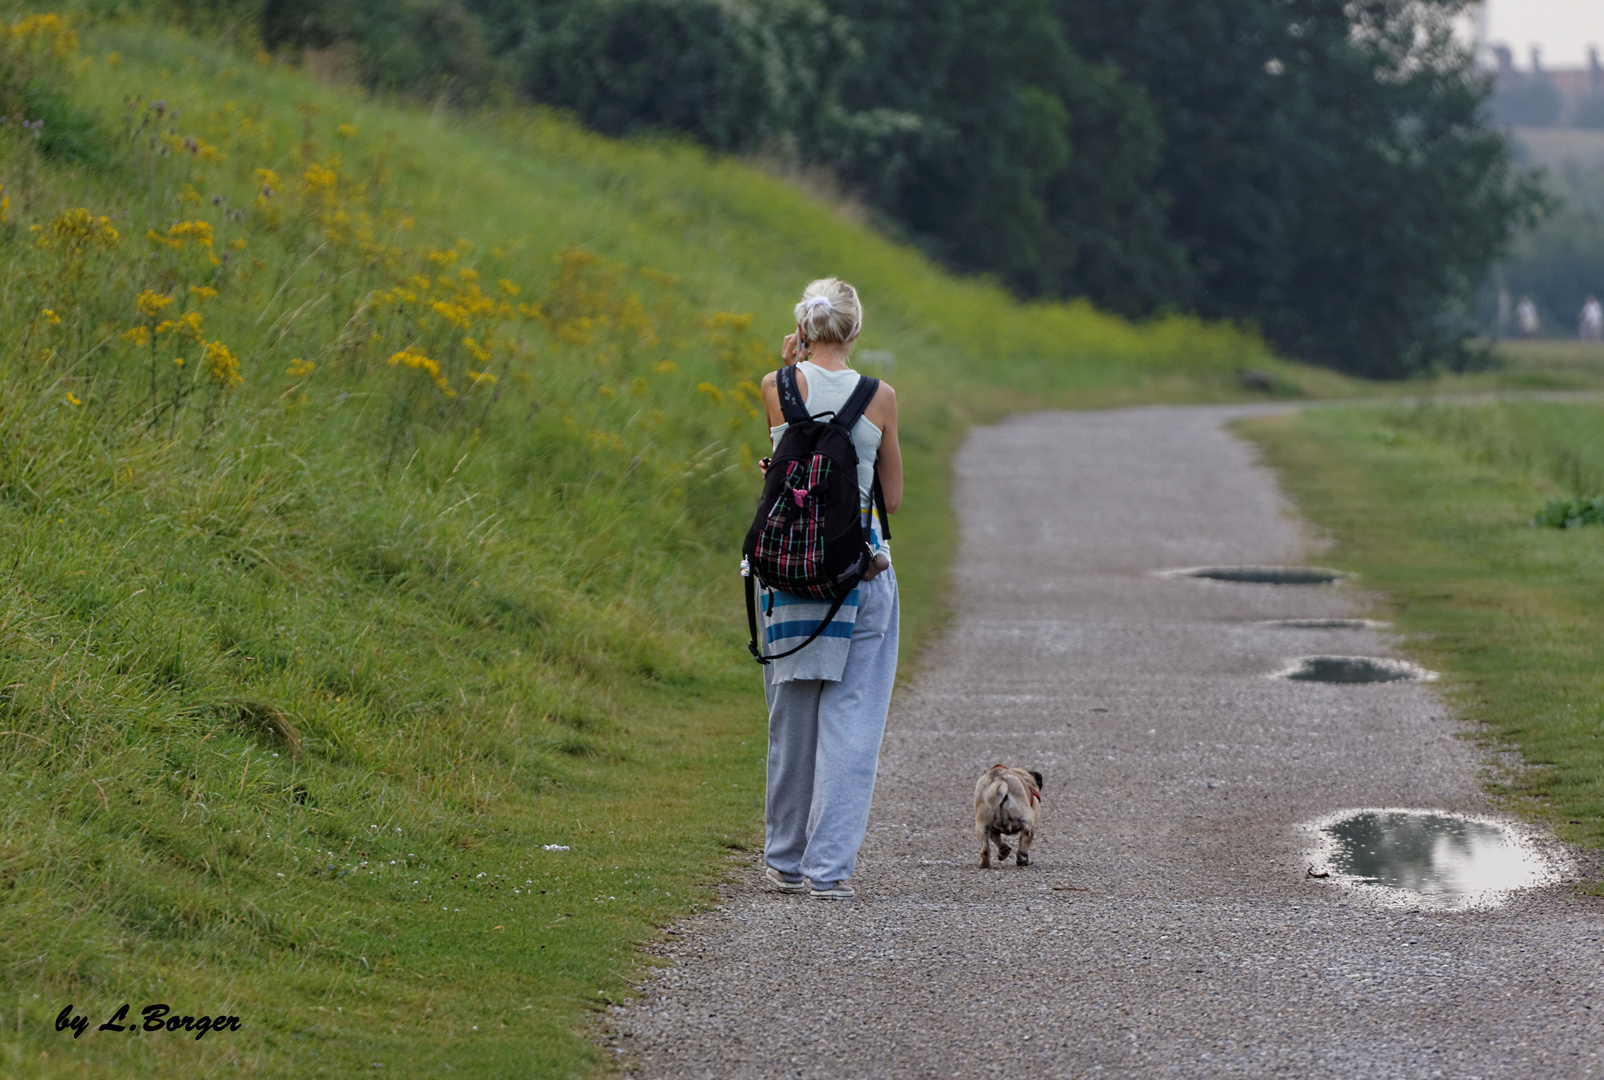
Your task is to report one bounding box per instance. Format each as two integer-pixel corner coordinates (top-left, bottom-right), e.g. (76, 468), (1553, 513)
(610, 405), (1604, 1078)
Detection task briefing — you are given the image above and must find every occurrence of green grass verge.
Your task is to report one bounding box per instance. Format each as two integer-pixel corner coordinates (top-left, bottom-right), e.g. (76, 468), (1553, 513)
(1485, 340), (1604, 390)
(1237, 401), (1604, 876)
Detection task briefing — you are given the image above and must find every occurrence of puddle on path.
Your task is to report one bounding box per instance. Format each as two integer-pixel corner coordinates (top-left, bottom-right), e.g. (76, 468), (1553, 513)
(1273, 655), (1436, 683)
(1167, 566), (1344, 585)
(1260, 618), (1389, 630)
(1310, 810), (1552, 907)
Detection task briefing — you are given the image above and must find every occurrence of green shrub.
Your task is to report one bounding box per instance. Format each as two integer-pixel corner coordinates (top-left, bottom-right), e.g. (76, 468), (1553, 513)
(1534, 495), (1604, 528)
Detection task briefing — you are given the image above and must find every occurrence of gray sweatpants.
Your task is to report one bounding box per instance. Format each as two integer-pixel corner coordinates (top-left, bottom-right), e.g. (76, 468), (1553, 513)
(763, 567), (899, 886)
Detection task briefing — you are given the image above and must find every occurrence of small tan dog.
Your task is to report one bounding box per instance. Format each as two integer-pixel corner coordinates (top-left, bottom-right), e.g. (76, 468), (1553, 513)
(974, 764), (1044, 868)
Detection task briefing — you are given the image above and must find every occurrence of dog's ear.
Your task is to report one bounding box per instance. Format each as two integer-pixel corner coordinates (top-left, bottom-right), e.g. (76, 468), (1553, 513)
(1030, 770), (1044, 792)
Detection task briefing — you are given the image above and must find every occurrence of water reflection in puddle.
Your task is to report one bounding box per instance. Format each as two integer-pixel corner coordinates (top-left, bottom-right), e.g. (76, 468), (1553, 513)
(1166, 565), (1344, 585)
(1274, 655), (1436, 683)
(1312, 810), (1551, 907)
(1260, 618), (1390, 630)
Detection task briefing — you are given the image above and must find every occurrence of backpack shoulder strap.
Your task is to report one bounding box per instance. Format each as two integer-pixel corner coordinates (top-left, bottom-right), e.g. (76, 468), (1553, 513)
(775, 366), (811, 425)
(833, 375), (880, 432)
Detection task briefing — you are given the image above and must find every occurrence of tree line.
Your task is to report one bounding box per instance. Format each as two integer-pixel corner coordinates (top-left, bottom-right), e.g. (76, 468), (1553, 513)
(144, 0), (1547, 377)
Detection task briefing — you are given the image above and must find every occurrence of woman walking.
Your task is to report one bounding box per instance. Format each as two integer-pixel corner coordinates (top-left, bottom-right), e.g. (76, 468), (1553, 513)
(756, 277), (902, 900)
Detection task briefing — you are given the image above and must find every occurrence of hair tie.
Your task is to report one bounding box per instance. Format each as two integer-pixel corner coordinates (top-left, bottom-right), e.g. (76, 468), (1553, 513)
(801, 295), (835, 313)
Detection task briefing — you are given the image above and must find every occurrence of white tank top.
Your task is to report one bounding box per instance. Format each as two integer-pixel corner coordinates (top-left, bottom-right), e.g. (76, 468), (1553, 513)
(768, 361), (887, 555)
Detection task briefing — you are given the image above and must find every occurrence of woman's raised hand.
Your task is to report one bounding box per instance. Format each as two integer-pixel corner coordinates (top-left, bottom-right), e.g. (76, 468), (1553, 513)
(781, 330), (801, 366)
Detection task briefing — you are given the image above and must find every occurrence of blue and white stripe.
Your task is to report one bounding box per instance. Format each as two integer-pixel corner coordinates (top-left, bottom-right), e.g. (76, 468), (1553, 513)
(759, 512), (885, 683)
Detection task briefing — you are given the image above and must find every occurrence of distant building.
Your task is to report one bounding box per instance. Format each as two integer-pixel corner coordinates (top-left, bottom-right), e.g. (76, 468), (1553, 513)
(1489, 43), (1604, 128)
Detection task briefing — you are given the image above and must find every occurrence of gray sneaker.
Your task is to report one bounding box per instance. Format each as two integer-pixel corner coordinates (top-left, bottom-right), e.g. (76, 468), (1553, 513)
(764, 866), (806, 893)
(807, 880), (856, 900)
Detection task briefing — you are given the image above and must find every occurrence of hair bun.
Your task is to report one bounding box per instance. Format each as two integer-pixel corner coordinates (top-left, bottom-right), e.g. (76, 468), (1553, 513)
(794, 278), (861, 345)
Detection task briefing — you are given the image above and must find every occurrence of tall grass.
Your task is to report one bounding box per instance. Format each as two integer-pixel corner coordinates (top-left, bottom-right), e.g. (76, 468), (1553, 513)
(0, 12), (1289, 1075)
(1382, 400), (1604, 499)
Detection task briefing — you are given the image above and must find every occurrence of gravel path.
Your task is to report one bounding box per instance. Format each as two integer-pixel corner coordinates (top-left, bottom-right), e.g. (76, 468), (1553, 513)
(610, 405), (1604, 1079)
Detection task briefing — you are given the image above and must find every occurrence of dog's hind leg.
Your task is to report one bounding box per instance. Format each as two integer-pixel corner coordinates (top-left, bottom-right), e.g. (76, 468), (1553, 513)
(1015, 826), (1033, 867)
(977, 824), (992, 869)
(991, 828), (1012, 862)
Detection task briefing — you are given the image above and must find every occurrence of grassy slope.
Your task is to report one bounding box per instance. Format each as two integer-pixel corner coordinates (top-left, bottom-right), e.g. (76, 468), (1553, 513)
(1239, 401), (1604, 879)
(3, 13), (1544, 1078)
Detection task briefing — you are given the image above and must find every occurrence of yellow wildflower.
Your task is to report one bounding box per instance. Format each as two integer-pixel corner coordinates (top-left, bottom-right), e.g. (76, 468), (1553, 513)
(286, 358), (315, 377)
(147, 221), (217, 263)
(170, 221), (214, 244)
(228, 238), (247, 250)
(301, 163), (338, 192)
(467, 370), (497, 386)
(136, 290), (173, 318)
(431, 300), (470, 329)
(427, 249), (457, 267)
(499, 278), (520, 297)
(65, 392), (81, 407)
(106, 51), (120, 67)
(597, 385), (616, 398)
(5, 14), (78, 59)
(33, 208), (120, 256)
(189, 285), (218, 302)
(156, 311), (204, 340)
(122, 326), (151, 346)
(179, 183), (203, 205)
(41, 308), (61, 326)
(337, 123), (358, 138)
(463, 337), (492, 363)
(653, 361), (677, 374)
(161, 134), (222, 161)
(173, 356), (184, 367)
(200, 340), (241, 388)
(388, 348), (440, 377)
(1, 185), (8, 224)
(696, 382), (725, 404)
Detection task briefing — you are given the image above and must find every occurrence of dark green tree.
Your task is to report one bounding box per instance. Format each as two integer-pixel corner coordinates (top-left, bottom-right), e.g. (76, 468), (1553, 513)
(1054, 0), (1548, 375)
(261, 0), (501, 102)
(515, 0), (843, 152)
(823, 0), (1186, 310)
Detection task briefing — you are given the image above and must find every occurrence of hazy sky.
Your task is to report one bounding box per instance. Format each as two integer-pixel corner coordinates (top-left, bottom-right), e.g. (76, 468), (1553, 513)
(1485, 0), (1604, 69)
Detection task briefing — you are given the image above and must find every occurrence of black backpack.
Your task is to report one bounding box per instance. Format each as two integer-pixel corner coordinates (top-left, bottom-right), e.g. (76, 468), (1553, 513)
(742, 365), (891, 664)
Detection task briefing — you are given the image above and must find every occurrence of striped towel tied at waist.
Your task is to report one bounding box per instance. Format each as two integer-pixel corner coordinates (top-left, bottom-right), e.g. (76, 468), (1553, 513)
(759, 509), (883, 683)
(760, 586), (859, 683)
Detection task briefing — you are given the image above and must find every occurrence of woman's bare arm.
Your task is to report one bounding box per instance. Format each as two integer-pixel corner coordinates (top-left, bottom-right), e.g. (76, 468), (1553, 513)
(866, 382), (901, 513)
(761, 333), (809, 430)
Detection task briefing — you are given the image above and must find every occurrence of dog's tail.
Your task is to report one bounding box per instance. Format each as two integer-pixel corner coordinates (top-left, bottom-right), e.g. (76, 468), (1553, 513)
(979, 778), (1009, 820)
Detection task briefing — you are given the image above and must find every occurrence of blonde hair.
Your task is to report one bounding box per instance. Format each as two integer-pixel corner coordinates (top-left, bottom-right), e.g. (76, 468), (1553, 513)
(793, 278), (862, 346)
